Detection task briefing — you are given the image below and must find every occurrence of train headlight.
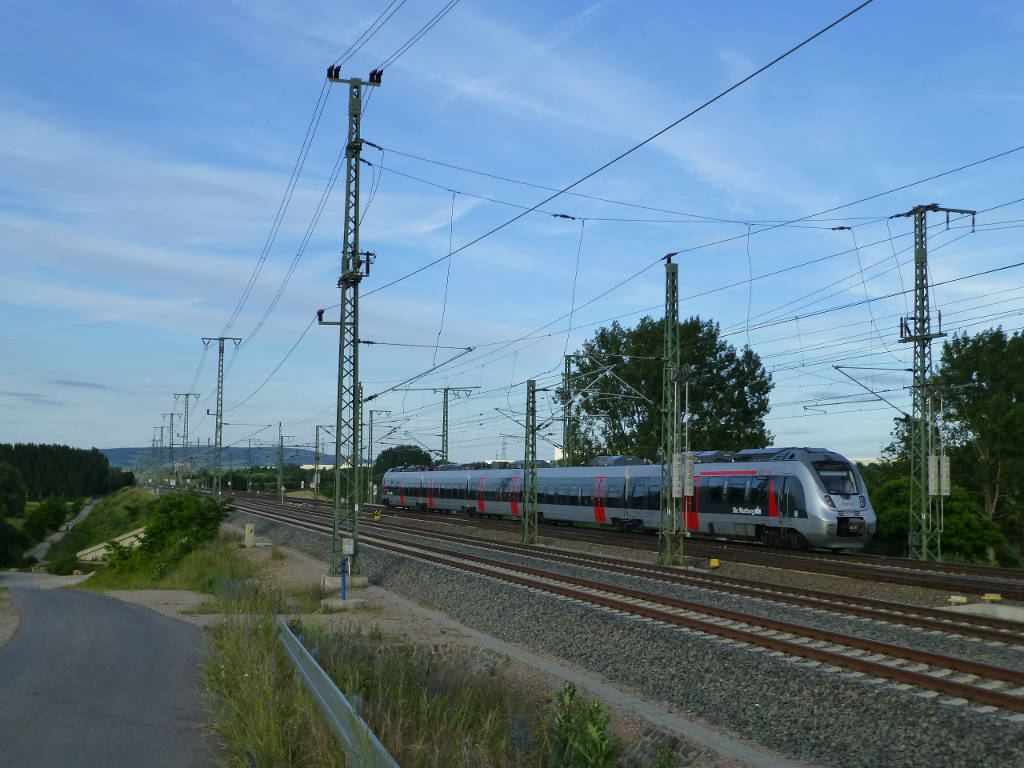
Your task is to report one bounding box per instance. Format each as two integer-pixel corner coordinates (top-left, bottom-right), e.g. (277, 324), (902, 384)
(824, 495), (836, 509)
(859, 495), (866, 508)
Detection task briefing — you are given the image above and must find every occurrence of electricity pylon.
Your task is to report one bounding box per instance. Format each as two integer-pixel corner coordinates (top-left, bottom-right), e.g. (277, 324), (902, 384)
(161, 412), (178, 478)
(202, 336), (241, 496)
(562, 355), (585, 466)
(522, 379), (539, 545)
(395, 386), (479, 462)
(320, 65), (381, 576)
(173, 392), (198, 484)
(277, 422), (293, 505)
(893, 204), (974, 561)
(367, 409), (391, 500)
(314, 424), (333, 501)
(659, 254), (684, 566)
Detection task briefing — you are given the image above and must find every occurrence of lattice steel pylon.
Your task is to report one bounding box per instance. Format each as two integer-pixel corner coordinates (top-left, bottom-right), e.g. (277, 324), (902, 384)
(173, 393), (198, 484)
(521, 379), (539, 544)
(893, 204), (974, 561)
(561, 354), (584, 467)
(659, 255), (684, 565)
(393, 387), (478, 462)
(202, 336), (241, 496)
(324, 66), (380, 576)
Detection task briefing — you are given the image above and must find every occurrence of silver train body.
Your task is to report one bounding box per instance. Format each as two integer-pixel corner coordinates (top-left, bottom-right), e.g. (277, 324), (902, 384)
(382, 447), (876, 550)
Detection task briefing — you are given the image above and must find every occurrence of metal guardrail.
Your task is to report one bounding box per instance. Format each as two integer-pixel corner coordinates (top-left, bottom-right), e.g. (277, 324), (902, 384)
(276, 617), (400, 768)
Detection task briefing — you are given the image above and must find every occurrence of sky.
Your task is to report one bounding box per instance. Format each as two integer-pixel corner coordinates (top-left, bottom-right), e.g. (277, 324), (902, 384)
(2, 0), (1023, 466)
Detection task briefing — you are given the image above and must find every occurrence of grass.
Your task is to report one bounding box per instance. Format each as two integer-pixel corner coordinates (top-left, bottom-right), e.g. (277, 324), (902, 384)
(46, 487), (155, 567)
(289, 621), (622, 768)
(205, 586), (347, 768)
(75, 526), (628, 768)
(80, 534), (259, 592)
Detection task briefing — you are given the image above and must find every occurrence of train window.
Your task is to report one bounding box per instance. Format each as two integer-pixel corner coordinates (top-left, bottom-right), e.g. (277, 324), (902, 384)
(577, 486), (590, 507)
(750, 477), (768, 509)
(726, 477), (748, 505)
(606, 479), (623, 506)
(706, 476), (726, 505)
(629, 478), (646, 509)
(786, 477), (807, 518)
(812, 461), (858, 495)
(644, 480), (659, 510)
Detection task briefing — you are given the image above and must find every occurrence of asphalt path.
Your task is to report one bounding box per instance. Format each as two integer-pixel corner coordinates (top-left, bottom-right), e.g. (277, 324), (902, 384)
(27, 497), (98, 561)
(0, 586), (216, 767)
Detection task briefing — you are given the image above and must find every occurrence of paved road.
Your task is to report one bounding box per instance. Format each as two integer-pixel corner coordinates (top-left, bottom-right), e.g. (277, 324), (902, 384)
(27, 497), (98, 561)
(0, 587), (216, 767)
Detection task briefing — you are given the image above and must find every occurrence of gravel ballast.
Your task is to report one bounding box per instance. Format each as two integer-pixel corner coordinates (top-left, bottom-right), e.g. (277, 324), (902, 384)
(230, 510), (1024, 768)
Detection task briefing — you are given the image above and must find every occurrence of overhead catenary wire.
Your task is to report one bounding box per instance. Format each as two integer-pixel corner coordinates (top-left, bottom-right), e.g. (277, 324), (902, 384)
(363, 0), (878, 299)
(375, 0), (462, 71)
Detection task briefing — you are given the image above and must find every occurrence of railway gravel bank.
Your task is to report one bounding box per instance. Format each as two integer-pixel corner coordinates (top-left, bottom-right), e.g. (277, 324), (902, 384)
(230, 510), (1024, 768)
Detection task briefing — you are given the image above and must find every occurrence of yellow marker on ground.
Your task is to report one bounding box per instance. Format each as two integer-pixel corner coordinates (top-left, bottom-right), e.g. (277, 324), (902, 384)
(982, 593), (1003, 602)
(709, 558), (720, 569)
(948, 595), (968, 605)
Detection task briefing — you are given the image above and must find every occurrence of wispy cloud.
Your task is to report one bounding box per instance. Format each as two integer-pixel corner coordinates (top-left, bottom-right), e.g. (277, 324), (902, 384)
(52, 379), (114, 390)
(0, 391), (64, 407)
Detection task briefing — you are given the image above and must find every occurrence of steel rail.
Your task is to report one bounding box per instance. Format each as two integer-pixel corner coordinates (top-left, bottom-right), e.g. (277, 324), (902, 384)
(367, 537), (1024, 714)
(233, 499), (1024, 713)
(231, 495), (1024, 640)
(359, 517), (1024, 645)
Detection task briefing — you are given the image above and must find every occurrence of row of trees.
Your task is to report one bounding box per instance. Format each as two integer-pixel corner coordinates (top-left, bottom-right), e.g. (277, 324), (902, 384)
(0, 443), (133, 501)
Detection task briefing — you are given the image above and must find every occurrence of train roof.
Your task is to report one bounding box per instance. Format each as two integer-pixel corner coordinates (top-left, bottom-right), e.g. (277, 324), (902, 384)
(384, 447), (852, 475)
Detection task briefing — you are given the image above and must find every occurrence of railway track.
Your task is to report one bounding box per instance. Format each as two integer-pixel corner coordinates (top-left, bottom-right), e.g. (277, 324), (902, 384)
(233, 496), (1024, 646)
(233, 491), (1024, 601)
(232, 497), (1024, 716)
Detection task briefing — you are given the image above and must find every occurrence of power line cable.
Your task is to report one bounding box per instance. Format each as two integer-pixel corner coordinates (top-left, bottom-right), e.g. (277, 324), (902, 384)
(376, 0), (461, 70)
(364, 0), (877, 298)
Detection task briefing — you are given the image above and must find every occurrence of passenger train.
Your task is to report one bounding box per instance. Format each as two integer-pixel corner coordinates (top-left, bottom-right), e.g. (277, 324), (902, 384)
(381, 447), (876, 550)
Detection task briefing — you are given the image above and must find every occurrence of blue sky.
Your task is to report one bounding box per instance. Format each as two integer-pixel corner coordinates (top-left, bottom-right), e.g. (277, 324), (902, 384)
(2, 0), (1023, 465)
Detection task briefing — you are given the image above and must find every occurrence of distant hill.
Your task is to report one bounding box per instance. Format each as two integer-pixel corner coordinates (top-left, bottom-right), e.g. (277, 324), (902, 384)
(100, 446), (323, 469)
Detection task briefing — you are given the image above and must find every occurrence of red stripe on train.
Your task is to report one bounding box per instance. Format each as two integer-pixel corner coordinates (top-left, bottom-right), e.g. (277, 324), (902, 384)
(699, 470), (758, 476)
(511, 476), (521, 516)
(593, 476), (607, 523)
(685, 474), (700, 531)
(768, 476), (779, 518)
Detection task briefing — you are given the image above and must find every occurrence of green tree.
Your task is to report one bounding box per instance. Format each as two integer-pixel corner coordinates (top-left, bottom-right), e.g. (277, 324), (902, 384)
(0, 462), (27, 519)
(572, 316), (773, 460)
(24, 497), (68, 541)
(935, 328), (1024, 561)
(372, 445), (434, 487)
(107, 493), (228, 577)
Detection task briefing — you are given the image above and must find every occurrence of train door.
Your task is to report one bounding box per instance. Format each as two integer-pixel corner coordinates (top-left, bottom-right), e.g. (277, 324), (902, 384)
(593, 476), (607, 523)
(684, 475), (700, 531)
(428, 477), (435, 509)
(510, 476), (521, 516)
(477, 477), (486, 513)
(400, 478), (406, 506)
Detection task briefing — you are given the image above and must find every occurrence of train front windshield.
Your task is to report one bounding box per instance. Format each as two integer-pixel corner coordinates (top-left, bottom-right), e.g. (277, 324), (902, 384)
(813, 461), (858, 495)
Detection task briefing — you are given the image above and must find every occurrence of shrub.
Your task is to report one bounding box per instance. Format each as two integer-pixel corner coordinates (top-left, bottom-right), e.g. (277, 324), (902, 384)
(107, 494), (229, 577)
(547, 682), (618, 768)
